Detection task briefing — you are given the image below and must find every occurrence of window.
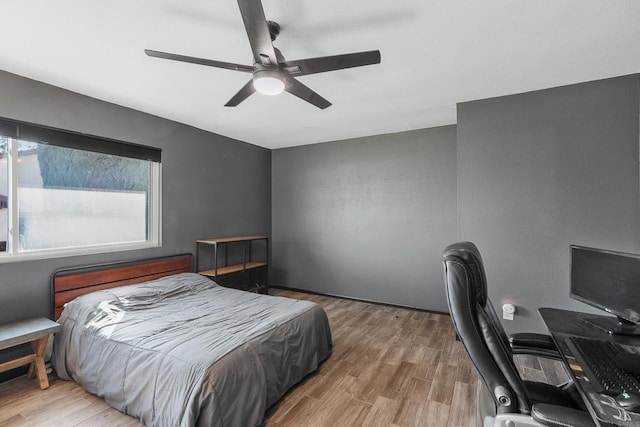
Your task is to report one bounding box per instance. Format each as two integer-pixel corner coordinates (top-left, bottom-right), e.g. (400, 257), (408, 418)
(0, 136), (7, 252)
(0, 118), (161, 260)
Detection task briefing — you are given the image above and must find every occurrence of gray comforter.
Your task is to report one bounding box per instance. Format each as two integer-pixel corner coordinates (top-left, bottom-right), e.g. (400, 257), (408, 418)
(52, 273), (332, 426)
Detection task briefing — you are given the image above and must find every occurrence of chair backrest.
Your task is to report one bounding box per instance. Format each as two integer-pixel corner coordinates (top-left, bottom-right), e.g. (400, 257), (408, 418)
(443, 241), (532, 415)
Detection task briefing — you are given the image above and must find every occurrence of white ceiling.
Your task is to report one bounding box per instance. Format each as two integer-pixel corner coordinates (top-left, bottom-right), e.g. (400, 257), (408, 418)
(1, 1), (639, 149)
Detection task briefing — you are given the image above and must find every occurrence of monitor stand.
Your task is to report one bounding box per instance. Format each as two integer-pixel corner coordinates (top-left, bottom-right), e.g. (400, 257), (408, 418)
(583, 315), (640, 336)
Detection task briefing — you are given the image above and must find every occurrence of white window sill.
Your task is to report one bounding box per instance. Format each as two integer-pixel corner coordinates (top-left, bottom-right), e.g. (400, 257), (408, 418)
(0, 240), (161, 264)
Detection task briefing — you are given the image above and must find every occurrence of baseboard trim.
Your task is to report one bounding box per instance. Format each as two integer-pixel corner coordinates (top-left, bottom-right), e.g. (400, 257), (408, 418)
(270, 285), (449, 316)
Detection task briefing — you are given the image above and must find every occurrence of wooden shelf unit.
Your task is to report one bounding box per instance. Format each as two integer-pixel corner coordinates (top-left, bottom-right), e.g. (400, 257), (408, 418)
(196, 236), (268, 292)
(199, 261), (267, 277)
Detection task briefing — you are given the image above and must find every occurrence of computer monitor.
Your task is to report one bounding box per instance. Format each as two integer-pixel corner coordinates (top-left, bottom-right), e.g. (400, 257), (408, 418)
(570, 245), (640, 336)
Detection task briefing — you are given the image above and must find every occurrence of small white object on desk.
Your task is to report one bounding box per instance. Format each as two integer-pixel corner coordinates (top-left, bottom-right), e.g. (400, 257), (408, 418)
(502, 303), (516, 320)
(0, 317), (61, 389)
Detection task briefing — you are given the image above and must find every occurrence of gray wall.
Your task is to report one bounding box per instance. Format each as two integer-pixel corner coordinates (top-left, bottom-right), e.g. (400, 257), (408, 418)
(457, 74), (640, 334)
(272, 127), (457, 311)
(0, 70), (271, 329)
(272, 74), (640, 331)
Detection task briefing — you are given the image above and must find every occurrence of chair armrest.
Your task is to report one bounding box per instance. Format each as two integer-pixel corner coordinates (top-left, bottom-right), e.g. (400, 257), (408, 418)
(510, 333), (556, 350)
(510, 333), (561, 359)
(531, 403), (595, 427)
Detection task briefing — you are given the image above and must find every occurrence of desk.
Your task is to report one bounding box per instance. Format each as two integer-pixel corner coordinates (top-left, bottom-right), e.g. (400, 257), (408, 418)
(540, 308), (640, 427)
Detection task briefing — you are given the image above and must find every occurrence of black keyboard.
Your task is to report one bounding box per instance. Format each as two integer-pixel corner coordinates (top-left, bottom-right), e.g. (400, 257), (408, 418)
(566, 336), (640, 395)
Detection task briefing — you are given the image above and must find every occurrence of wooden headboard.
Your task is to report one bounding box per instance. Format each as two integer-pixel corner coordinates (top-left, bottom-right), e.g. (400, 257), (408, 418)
(51, 253), (193, 320)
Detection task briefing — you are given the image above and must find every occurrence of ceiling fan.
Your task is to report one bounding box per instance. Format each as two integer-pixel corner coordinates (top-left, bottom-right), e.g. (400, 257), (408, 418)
(145, 0), (381, 109)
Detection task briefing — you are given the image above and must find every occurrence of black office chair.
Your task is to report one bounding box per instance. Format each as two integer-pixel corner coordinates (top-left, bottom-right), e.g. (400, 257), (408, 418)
(443, 242), (594, 427)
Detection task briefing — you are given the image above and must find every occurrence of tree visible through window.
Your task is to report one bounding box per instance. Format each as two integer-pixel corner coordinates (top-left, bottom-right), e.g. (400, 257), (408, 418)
(36, 144), (149, 192)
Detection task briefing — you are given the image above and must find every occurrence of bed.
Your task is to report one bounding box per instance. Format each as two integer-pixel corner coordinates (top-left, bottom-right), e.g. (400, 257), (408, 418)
(51, 254), (332, 427)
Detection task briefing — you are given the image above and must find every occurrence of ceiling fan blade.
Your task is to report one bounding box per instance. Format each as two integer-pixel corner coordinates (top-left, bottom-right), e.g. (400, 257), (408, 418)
(225, 79), (256, 107)
(236, 0), (278, 66)
(280, 50), (381, 77)
(145, 49), (254, 73)
(284, 77), (332, 109)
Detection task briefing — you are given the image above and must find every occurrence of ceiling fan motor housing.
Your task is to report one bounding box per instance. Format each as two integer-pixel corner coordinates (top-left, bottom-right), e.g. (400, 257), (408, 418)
(267, 21), (280, 41)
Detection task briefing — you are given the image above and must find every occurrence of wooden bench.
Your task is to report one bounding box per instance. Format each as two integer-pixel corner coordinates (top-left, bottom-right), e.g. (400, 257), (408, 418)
(0, 318), (61, 389)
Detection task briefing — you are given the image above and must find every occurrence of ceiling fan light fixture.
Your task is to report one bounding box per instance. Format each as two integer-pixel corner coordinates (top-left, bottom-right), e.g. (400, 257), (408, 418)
(253, 70), (285, 96)
(144, 2), (380, 108)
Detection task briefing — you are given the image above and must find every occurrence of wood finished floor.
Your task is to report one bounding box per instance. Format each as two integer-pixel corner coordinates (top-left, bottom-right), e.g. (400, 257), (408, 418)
(0, 289), (485, 426)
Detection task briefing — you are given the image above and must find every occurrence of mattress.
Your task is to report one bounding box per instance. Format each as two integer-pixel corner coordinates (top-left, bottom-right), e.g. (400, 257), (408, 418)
(52, 273), (332, 426)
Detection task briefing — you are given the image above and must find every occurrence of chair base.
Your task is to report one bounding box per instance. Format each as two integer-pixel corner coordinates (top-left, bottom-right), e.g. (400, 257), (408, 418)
(484, 414), (544, 427)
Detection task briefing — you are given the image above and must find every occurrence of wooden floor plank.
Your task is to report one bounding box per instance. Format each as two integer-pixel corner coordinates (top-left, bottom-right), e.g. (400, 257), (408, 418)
(381, 361), (417, 400)
(456, 352), (478, 385)
(416, 400), (451, 427)
(0, 289), (479, 426)
(391, 397), (422, 427)
(302, 376), (369, 427)
(426, 363), (458, 405)
(265, 395), (322, 426)
(447, 381), (477, 427)
(539, 356), (571, 386)
(361, 395), (400, 427)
